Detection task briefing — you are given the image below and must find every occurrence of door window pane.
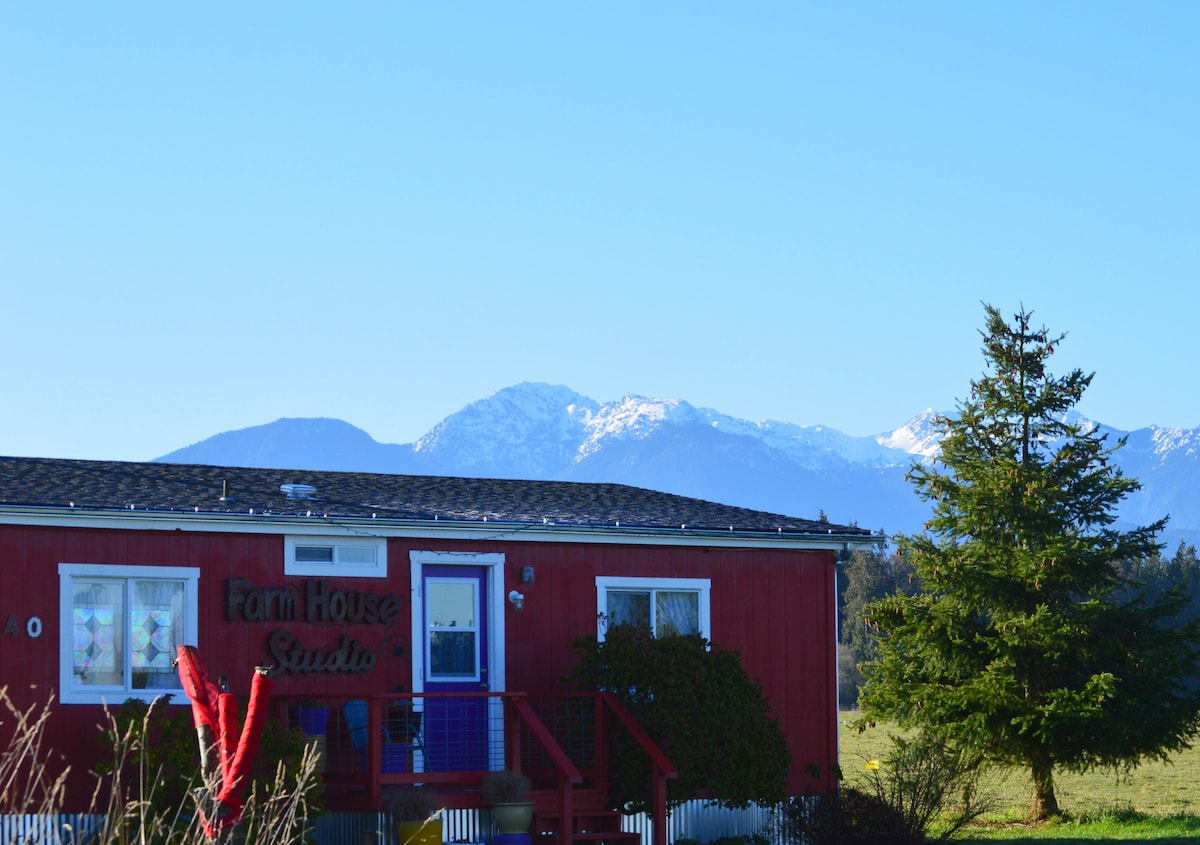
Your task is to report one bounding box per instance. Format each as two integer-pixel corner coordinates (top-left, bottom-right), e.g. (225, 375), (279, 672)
(429, 582), (475, 628)
(429, 631), (476, 676)
(427, 580), (478, 679)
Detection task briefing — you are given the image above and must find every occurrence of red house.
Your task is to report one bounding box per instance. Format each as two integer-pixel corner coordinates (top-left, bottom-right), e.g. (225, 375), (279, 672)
(0, 456), (874, 841)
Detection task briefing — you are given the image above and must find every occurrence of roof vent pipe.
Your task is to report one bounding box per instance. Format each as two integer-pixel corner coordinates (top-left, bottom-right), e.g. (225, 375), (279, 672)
(280, 483), (318, 500)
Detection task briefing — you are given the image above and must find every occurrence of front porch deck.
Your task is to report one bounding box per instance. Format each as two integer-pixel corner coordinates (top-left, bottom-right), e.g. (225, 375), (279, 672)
(274, 692), (677, 845)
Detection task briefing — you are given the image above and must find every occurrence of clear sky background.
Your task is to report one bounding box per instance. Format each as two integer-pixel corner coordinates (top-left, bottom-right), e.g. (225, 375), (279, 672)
(2, 4), (1197, 462)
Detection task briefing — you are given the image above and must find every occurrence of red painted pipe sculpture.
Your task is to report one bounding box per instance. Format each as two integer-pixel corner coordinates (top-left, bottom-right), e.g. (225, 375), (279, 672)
(175, 645), (274, 837)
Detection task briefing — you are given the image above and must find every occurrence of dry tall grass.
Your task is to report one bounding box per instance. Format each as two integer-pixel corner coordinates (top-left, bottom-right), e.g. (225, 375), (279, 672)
(0, 687), (70, 819)
(1, 685), (322, 845)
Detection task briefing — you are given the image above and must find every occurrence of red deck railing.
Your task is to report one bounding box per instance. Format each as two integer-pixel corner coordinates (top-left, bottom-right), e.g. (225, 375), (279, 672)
(273, 691), (677, 845)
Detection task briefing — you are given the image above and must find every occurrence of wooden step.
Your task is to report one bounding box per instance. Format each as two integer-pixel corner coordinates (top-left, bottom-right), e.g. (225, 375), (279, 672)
(535, 812), (623, 832)
(541, 833), (640, 845)
(529, 788), (607, 811)
(534, 807), (640, 845)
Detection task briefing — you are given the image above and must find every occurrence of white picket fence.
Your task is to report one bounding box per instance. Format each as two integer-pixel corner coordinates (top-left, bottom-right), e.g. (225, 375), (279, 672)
(2, 801), (780, 845)
(0, 814), (103, 845)
(310, 801), (779, 845)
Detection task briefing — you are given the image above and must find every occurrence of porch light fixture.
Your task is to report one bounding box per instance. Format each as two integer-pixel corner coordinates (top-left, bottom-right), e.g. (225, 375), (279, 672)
(508, 590), (526, 611)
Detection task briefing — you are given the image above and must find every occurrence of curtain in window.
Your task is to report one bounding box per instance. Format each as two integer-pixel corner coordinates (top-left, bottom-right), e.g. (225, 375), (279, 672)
(606, 590), (698, 636)
(656, 591), (700, 636)
(131, 579), (185, 690)
(72, 579), (123, 687)
(607, 590), (651, 630)
(70, 577), (184, 691)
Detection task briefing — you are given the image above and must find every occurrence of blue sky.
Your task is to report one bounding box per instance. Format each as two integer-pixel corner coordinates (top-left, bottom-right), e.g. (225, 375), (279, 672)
(2, 4), (1197, 462)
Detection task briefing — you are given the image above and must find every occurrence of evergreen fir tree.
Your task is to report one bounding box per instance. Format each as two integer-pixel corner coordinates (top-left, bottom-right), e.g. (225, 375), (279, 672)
(838, 544), (916, 703)
(859, 305), (1200, 820)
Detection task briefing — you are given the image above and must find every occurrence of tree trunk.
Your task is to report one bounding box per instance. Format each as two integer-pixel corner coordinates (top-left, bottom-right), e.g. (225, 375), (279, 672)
(1030, 757), (1059, 820)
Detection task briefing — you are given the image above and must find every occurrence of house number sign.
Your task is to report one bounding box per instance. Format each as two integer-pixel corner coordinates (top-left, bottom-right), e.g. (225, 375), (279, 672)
(4, 614), (42, 638)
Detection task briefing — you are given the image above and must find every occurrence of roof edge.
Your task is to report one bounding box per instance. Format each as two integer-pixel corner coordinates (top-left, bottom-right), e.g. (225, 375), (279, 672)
(0, 505), (884, 551)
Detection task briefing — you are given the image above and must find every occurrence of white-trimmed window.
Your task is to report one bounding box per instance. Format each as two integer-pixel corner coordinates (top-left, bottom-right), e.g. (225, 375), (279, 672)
(58, 563), (199, 705)
(284, 535), (387, 578)
(595, 576), (711, 640)
(425, 577), (481, 682)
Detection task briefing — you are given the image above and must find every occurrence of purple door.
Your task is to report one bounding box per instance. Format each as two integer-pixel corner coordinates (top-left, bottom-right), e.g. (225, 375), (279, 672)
(421, 565), (489, 771)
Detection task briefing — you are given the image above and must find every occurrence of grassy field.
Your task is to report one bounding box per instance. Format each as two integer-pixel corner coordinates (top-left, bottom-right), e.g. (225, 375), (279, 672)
(838, 712), (1200, 841)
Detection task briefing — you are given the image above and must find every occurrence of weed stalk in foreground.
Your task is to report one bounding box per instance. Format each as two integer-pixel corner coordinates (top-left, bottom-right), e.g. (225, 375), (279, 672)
(1, 686), (322, 845)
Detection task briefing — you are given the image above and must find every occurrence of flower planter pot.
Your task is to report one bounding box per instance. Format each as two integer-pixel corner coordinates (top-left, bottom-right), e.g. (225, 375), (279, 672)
(491, 802), (534, 835)
(396, 817), (443, 845)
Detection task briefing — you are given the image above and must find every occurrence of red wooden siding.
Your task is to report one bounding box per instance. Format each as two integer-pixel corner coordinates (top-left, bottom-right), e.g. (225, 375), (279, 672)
(0, 523), (837, 808)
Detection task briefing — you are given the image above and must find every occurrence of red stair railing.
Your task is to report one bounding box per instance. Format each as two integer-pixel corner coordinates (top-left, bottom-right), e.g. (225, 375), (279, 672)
(598, 691), (679, 845)
(509, 696), (583, 845)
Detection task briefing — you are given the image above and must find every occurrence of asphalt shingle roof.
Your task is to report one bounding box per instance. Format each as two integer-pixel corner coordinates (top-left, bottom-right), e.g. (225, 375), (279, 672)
(0, 456), (872, 539)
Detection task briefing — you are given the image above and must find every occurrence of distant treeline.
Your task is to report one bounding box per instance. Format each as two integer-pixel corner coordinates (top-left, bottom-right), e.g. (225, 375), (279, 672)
(836, 539), (1200, 709)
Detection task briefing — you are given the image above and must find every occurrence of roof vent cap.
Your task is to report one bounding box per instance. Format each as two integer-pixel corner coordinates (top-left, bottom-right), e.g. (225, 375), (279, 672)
(280, 483), (318, 500)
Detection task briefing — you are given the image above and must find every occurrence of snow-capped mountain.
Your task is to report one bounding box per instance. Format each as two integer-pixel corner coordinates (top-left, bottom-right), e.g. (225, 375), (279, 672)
(155, 382), (1200, 548)
(877, 408), (944, 458)
(412, 383), (600, 476)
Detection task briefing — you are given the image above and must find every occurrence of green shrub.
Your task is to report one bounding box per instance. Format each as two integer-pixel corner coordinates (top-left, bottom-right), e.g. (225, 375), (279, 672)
(806, 787), (915, 845)
(778, 732), (993, 844)
(95, 695), (324, 830)
(776, 789), (915, 845)
(862, 733), (994, 842)
(777, 734), (993, 845)
(564, 624), (790, 815)
(94, 696), (199, 816)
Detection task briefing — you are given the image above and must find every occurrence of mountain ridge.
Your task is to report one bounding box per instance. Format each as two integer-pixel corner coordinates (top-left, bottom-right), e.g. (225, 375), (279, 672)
(155, 381), (1200, 548)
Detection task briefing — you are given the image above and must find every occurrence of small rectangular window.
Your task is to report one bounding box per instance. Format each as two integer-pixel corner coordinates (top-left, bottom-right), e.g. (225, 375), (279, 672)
(294, 546), (335, 563)
(337, 546), (376, 565)
(285, 536), (387, 578)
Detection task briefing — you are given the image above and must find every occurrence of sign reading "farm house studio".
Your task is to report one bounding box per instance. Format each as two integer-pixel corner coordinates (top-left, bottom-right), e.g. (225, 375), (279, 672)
(225, 578), (403, 674)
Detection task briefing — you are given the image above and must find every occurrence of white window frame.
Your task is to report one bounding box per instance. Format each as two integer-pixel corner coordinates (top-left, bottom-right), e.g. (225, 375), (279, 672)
(284, 535), (388, 578)
(424, 576), (483, 683)
(58, 563), (200, 705)
(410, 550), (508, 772)
(595, 576), (712, 640)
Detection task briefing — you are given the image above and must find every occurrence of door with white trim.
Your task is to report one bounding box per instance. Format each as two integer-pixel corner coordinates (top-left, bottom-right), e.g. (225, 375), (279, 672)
(410, 552), (506, 772)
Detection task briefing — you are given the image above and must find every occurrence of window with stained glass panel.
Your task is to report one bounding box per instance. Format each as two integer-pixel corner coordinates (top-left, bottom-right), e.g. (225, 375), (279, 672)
(59, 564), (199, 704)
